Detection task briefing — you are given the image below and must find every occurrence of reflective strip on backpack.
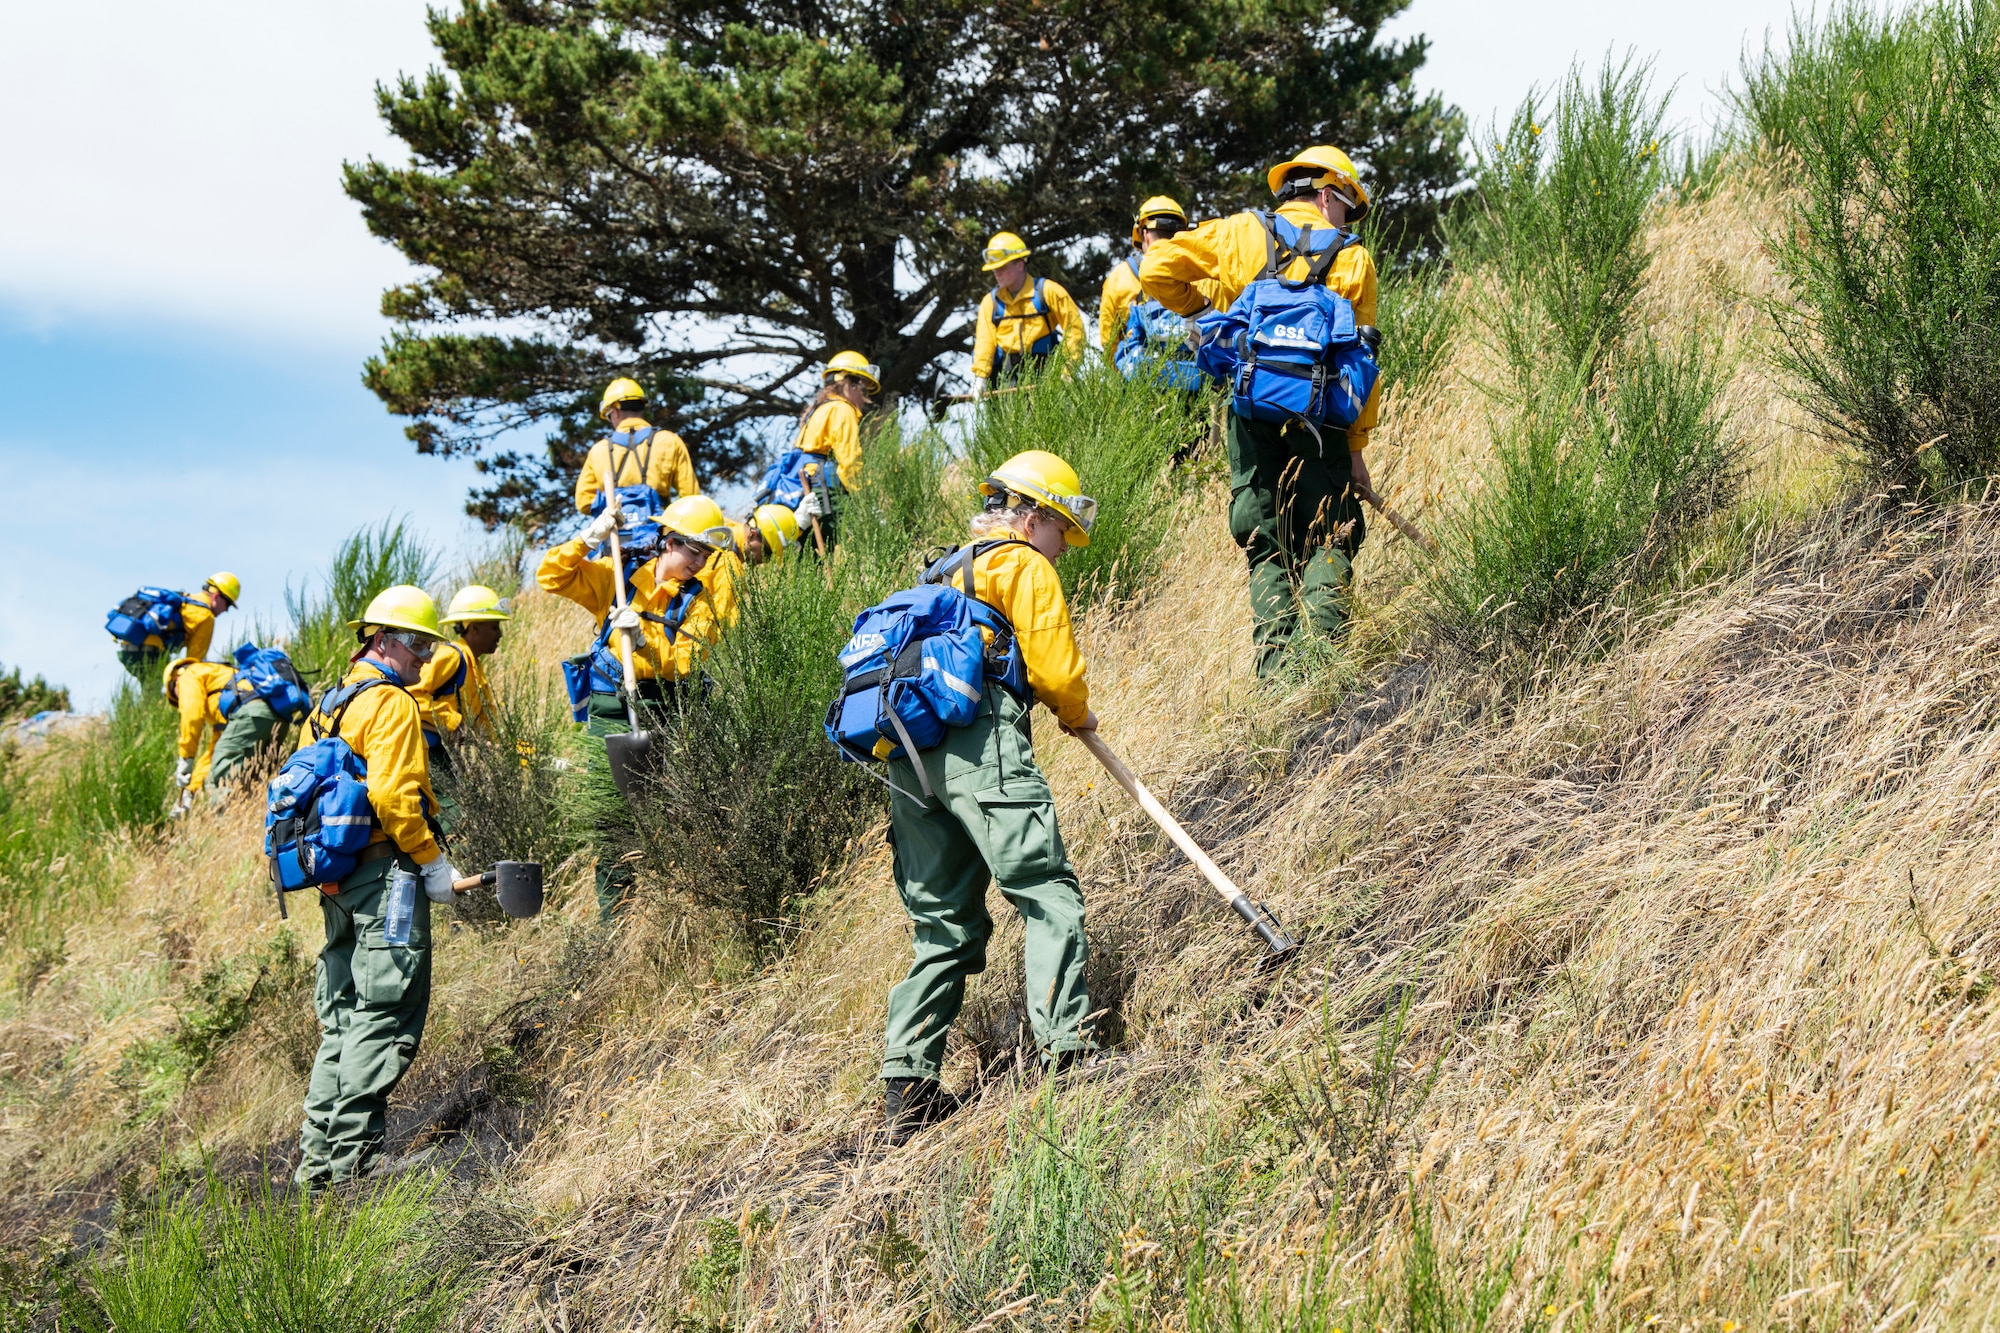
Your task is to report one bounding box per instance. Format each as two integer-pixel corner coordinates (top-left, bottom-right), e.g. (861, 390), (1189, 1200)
(925, 658), (984, 704)
(318, 815), (373, 826)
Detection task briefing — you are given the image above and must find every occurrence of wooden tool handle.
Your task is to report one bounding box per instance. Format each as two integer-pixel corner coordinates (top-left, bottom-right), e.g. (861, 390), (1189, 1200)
(1358, 483), (1438, 554)
(1075, 729), (1242, 908)
(597, 459), (644, 720)
(452, 873), (493, 894)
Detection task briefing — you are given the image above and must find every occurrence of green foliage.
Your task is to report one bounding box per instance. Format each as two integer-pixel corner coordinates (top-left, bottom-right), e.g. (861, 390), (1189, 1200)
(114, 935), (307, 1121)
(281, 518), (438, 687)
(1740, 0), (2000, 490)
(1426, 57), (1739, 660)
(0, 678), (177, 928)
(1425, 335), (1740, 657)
(1369, 248), (1462, 408)
(0, 663), (68, 723)
(929, 1089), (1128, 1319)
(61, 1174), (468, 1332)
(348, 0), (1464, 528)
(1456, 57), (1669, 383)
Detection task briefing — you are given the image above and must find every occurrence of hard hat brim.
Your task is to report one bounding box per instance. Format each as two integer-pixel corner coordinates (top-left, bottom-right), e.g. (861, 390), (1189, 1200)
(982, 252), (1031, 272)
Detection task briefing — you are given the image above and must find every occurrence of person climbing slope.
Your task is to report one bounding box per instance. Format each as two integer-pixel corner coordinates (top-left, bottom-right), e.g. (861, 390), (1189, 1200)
(834, 449), (1100, 1145)
(573, 377), (701, 517)
(1139, 145), (1382, 677)
(411, 584), (512, 838)
(755, 351), (879, 554)
(164, 656), (238, 815)
(970, 232), (1085, 393)
(105, 572), (239, 680)
(1098, 196), (1191, 359)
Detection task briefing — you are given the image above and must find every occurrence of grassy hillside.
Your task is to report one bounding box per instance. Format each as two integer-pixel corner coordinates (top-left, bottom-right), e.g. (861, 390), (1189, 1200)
(13, 7), (2000, 1328)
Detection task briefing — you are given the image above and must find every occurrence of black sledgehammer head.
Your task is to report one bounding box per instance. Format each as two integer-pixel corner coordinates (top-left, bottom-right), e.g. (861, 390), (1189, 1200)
(1230, 894), (1302, 970)
(492, 860), (544, 919)
(603, 730), (653, 803)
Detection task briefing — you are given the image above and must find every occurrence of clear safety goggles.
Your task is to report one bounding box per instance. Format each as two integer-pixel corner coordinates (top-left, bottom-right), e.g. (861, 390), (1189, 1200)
(986, 483), (1097, 537)
(829, 361), (881, 386)
(985, 246), (1026, 267)
(383, 629), (439, 661)
(666, 525), (734, 555)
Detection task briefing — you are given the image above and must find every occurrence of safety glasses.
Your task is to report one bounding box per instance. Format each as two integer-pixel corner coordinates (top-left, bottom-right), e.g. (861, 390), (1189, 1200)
(383, 629), (439, 661)
(1051, 492), (1098, 536)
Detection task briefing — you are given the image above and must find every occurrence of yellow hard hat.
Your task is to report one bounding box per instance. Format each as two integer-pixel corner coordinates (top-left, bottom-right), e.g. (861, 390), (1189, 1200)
(823, 350), (882, 393)
(441, 584), (512, 625)
(1130, 195), (1188, 246)
(660, 494), (735, 551)
(163, 656), (197, 704)
(347, 585), (444, 640)
(205, 572), (241, 605)
(982, 231), (1032, 272)
(753, 503), (802, 557)
(980, 449), (1097, 548)
(599, 377), (647, 421)
(1266, 146), (1369, 220)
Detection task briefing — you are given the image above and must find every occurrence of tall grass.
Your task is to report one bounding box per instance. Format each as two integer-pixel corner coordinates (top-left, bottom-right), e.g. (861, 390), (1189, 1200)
(281, 518), (438, 686)
(0, 679), (177, 928)
(61, 1173), (468, 1332)
(1740, 0), (2000, 490)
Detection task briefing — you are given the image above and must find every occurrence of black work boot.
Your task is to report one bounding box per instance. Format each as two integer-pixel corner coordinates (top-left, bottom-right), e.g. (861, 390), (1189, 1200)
(884, 1078), (962, 1147)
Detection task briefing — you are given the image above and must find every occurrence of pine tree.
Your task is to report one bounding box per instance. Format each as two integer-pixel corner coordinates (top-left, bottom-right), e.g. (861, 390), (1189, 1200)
(347, 0), (1464, 529)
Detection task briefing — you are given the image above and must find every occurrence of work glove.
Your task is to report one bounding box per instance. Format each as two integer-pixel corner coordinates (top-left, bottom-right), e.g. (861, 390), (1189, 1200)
(174, 757), (194, 787)
(793, 488), (822, 524)
(971, 378), (988, 401)
(580, 509), (620, 548)
(421, 857), (462, 904)
(609, 607), (642, 633)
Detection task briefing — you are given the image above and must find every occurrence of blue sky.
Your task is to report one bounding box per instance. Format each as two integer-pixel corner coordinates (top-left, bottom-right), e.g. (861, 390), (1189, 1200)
(0, 0), (1818, 709)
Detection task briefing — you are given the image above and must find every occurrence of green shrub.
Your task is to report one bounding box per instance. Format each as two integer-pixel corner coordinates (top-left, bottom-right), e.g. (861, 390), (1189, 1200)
(0, 664), (68, 723)
(61, 1173), (467, 1332)
(1456, 57), (1669, 384)
(1370, 250), (1462, 408)
(114, 935), (307, 1121)
(1425, 334), (1739, 657)
(1740, 0), (2000, 490)
(281, 518), (438, 687)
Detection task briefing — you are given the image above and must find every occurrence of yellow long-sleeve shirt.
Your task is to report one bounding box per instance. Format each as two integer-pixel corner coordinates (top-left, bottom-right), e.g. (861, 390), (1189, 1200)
(796, 398), (865, 487)
(536, 541), (734, 684)
(306, 662), (441, 866)
(175, 660), (237, 791)
(573, 418), (700, 514)
(1140, 199), (1382, 449)
(1097, 255), (1145, 357)
(971, 277), (1086, 380)
(942, 535), (1090, 729)
(139, 596), (216, 658)
(411, 640), (497, 739)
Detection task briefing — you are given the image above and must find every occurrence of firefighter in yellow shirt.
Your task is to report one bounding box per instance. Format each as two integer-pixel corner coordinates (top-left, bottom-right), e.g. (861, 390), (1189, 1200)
(164, 657), (236, 813)
(727, 504), (802, 566)
(1098, 196), (1191, 358)
(411, 584), (512, 838)
(1140, 146), (1381, 676)
(110, 573), (238, 680)
(573, 378), (701, 516)
(876, 449), (1099, 1145)
(294, 586), (459, 1186)
(538, 494), (739, 918)
(787, 351), (879, 552)
(969, 232), (1085, 391)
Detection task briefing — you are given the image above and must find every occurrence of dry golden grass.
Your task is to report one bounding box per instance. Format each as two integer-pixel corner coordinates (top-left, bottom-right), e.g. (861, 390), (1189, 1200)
(16, 164), (1999, 1332)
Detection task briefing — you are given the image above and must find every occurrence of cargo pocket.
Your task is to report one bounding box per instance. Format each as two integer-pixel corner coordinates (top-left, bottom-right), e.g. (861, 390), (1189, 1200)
(975, 791), (1064, 884)
(353, 942), (424, 1009)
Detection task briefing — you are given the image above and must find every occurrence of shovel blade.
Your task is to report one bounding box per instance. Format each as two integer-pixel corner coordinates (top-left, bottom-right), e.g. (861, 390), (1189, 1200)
(603, 730), (653, 803)
(492, 860), (544, 919)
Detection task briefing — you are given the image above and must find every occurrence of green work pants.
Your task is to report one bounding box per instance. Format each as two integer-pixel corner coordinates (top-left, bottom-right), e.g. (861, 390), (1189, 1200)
(880, 687), (1091, 1080)
(206, 699), (283, 791)
(426, 741), (463, 844)
(1227, 412), (1365, 677)
(295, 851), (432, 1186)
(585, 691), (641, 922)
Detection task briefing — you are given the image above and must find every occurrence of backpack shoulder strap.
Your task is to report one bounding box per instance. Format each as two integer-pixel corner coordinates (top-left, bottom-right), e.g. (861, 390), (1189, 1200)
(311, 673), (401, 743)
(1031, 276), (1047, 315)
(990, 290), (1005, 326)
(1126, 253), (1142, 278)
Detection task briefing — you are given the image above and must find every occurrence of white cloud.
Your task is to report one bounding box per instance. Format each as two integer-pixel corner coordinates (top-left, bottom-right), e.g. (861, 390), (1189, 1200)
(0, 0), (439, 343)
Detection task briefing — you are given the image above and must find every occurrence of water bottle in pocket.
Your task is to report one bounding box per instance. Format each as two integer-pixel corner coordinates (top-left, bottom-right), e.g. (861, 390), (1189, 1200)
(383, 867), (417, 946)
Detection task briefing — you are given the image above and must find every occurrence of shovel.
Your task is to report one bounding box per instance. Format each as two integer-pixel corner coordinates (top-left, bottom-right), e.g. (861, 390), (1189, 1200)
(451, 860), (545, 918)
(596, 460), (653, 801)
(1075, 729), (1300, 967)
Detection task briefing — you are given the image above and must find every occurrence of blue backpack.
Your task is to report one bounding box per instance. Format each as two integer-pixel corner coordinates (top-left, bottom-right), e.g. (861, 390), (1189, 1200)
(1115, 299), (1205, 393)
(264, 671), (397, 893)
(105, 587), (188, 649)
(588, 429), (671, 557)
(1193, 211), (1380, 439)
(229, 643), (313, 723)
(752, 446), (840, 511)
(824, 540), (1032, 801)
(560, 569), (704, 720)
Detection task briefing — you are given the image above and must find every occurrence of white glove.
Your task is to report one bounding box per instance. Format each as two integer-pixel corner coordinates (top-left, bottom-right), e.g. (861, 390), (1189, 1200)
(794, 488), (822, 523)
(174, 757), (194, 787)
(421, 858), (461, 904)
(609, 607), (642, 633)
(971, 378), (988, 400)
(581, 509), (620, 547)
